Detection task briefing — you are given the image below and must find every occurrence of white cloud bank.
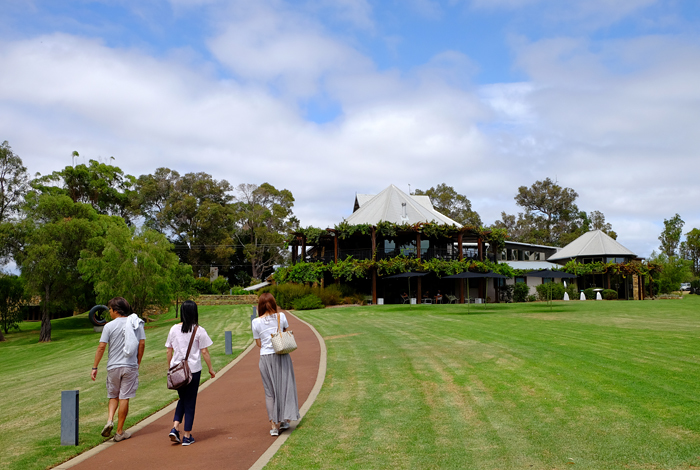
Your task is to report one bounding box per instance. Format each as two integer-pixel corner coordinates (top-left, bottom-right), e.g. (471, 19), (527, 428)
(1, 0), (699, 257)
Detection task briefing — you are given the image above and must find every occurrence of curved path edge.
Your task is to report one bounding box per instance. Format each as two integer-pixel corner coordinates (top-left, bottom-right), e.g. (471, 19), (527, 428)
(249, 312), (327, 470)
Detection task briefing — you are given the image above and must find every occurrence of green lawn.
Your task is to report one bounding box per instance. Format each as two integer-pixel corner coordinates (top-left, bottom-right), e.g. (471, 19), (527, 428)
(268, 296), (700, 470)
(0, 305), (253, 470)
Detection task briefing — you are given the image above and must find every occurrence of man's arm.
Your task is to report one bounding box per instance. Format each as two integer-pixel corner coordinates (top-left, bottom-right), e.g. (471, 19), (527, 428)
(92, 342), (107, 381)
(137, 339), (145, 366)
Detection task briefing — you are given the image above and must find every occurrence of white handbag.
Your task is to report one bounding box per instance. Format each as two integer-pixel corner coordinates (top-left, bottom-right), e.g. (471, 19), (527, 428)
(270, 312), (297, 355)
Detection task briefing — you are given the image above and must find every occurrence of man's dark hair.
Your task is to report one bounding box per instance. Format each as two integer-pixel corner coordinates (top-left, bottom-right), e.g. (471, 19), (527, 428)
(108, 297), (132, 316)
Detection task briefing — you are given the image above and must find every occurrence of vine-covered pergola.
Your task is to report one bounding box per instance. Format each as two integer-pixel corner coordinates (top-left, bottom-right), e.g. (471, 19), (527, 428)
(285, 222), (509, 304)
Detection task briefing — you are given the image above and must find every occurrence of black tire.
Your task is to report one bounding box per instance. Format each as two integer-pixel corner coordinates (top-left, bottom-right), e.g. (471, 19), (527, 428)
(89, 305), (109, 326)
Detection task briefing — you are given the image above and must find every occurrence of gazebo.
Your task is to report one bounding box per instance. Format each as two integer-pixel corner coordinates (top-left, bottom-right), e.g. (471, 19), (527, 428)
(546, 230), (642, 299)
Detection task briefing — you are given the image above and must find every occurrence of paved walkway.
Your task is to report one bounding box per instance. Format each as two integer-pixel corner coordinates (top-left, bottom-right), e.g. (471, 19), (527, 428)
(57, 313), (325, 470)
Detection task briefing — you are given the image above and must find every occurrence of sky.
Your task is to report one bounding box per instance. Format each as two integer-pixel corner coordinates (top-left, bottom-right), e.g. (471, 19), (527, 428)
(2, 0), (699, 258)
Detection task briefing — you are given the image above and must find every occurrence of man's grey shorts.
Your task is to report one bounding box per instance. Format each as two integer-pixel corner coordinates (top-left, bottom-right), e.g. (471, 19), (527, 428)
(106, 367), (139, 399)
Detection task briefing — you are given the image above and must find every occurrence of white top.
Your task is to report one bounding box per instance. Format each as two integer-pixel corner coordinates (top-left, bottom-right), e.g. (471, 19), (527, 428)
(165, 324), (213, 373)
(100, 316), (146, 370)
(252, 312), (289, 356)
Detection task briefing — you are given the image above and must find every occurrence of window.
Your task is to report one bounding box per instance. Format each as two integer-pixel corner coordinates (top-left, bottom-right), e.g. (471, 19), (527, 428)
(515, 277), (526, 284)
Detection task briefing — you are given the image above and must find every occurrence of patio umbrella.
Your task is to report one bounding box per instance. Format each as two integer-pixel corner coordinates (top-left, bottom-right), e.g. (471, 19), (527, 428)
(526, 270), (577, 308)
(383, 272), (428, 306)
(443, 271), (509, 313)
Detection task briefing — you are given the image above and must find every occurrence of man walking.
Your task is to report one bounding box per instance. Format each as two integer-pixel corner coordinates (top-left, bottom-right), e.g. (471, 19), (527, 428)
(91, 297), (146, 441)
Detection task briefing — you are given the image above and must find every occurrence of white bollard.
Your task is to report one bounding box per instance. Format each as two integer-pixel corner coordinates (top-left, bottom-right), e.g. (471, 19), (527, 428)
(596, 292), (603, 300)
(563, 292), (570, 301)
(580, 292), (586, 300)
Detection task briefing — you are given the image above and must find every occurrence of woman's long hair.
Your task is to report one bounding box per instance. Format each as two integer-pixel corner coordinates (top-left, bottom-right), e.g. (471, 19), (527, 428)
(180, 300), (199, 333)
(258, 293), (278, 317)
(108, 297), (131, 317)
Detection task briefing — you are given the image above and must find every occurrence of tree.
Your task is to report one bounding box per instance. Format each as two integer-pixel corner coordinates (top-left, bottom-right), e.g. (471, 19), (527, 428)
(414, 184), (481, 226)
(233, 183), (297, 281)
(648, 251), (692, 294)
(514, 177), (579, 246)
(0, 274), (26, 340)
(18, 195), (103, 342)
(682, 228), (700, 277)
(659, 214), (684, 258)
(79, 222), (182, 316)
(589, 210), (617, 239)
(0, 141), (29, 223)
(31, 159), (138, 224)
(171, 263), (197, 318)
(135, 169), (236, 278)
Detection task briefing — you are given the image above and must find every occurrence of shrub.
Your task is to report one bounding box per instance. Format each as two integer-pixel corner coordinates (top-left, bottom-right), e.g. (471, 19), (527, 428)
(230, 286), (250, 295)
(292, 294), (324, 310)
(565, 284), (578, 300)
(583, 288), (596, 300)
(194, 277), (214, 295)
(513, 282), (529, 303)
(262, 284), (311, 309)
(527, 294), (537, 302)
(211, 276), (230, 294)
(536, 282), (565, 301)
(499, 284), (514, 303)
(603, 289), (618, 300)
(312, 284), (344, 306)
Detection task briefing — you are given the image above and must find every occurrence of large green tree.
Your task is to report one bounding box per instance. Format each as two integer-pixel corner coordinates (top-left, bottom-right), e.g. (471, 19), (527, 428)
(0, 141), (30, 265)
(232, 183), (297, 281)
(79, 222), (182, 315)
(514, 177), (579, 246)
(135, 169), (236, 278)
(659, 214), (684, 258)
(0, 274), (26, 340)
(648, 251), (693, 294)
(681, 228), (700, 277)
(18, 195), (104, 342)
(414, 184), (481, 227)
(31, 159), (138, 224)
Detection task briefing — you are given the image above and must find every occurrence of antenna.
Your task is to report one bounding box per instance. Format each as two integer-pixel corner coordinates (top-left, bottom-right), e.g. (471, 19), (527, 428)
(408, 184), (411, 195)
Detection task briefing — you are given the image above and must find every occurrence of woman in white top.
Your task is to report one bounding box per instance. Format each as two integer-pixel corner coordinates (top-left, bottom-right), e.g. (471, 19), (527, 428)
(165, 300), (215, 446)
(251, 293), (300, 436)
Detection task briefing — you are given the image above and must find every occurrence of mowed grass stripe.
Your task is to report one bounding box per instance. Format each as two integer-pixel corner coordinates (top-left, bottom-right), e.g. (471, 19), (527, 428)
(267, 298), (700, 470)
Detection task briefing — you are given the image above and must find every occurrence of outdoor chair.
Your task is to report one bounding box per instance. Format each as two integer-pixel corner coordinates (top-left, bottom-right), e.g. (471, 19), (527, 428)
(446, 294), (457, 304)
(400, 293), (410, 304)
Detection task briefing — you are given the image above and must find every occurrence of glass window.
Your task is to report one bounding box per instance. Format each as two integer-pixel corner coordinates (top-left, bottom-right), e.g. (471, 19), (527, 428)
(515, 277), (526, 284)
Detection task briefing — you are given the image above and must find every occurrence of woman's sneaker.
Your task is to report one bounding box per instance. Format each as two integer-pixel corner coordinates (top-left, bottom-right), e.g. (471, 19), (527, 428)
(280, 422), (290, 431)
(182, 435), (195, 446)
(270, 428), (279, 437)
(169, 428), (181, 443)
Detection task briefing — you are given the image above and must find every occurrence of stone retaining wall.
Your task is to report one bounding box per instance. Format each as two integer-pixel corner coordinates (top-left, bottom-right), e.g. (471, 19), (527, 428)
(195, 294), (259, 305)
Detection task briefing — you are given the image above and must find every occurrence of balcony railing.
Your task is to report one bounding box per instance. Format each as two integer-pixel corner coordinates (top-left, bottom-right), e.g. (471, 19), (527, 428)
(303, 247), (495, 264)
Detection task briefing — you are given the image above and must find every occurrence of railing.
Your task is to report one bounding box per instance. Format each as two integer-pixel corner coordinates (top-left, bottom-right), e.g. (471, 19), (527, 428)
(303, 248), (496, 264)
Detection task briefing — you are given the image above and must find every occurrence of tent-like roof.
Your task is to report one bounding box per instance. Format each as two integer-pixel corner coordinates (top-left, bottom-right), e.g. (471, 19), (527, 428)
(346, 184), (461, 227)
(547, 230), (636, 262)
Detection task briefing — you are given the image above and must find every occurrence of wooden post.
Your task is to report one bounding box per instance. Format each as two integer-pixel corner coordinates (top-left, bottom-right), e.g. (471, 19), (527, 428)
(417, 277), (422, 303)
(477, 237), (483, 261)
(416, 233), (421, 260)
(459, 279), (464, 304)
(301, 235), (307, 263)
(291, 242), (297, 265)
(458, 232), (463, 261)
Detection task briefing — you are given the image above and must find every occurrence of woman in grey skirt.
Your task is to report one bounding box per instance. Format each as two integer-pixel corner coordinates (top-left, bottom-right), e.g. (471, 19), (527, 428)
(251, 293), (300, 436)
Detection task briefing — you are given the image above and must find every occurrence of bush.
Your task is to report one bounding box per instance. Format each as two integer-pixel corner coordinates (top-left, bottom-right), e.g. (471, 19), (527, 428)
(292, 294), (324, 310)
(262, 284), (311, 309)
(602, 289), (618, 300)
(513, 282), (529, 303)
(230, 286), (250, 295)
(211, 276), (230, 294)
(527, 294), (537, 302)
(691, 280), (700, 295)
(194, 277), (214, 295)
(499, 284), (514, 303)
(566, 284), (578, 300)
(536, 282), (565, 301)
(583, 288), (596, 300)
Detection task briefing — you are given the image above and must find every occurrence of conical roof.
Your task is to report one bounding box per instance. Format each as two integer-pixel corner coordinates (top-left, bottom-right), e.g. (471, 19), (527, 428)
(547, 230), (636, 262)
(346, 184), (461, 226)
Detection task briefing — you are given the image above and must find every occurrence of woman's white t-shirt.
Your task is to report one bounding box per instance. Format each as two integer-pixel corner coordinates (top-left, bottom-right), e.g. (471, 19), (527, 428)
(165, 324), (213, 373)
(252, 312), (289, 356)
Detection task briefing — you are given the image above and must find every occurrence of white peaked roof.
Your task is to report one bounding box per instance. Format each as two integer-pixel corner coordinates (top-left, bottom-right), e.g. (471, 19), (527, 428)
(547, 230), (636, 262)
(346, 184), (461, 227)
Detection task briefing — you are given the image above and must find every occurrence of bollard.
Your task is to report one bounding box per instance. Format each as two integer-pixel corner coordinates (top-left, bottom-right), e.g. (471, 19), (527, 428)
(61, 390), (79, 446)
(250, 306), (257, 327)
(225, 331), (232, 355)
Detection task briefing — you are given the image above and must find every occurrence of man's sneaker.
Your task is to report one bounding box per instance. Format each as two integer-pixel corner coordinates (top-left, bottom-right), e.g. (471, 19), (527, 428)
(182, 435), (195, 446)
(270, 428), (279, 437)
(169, 428), (181, 443)
(280, 422), (290, 431)
(101, 421), (114, 437)
(114, 431), (131, 442)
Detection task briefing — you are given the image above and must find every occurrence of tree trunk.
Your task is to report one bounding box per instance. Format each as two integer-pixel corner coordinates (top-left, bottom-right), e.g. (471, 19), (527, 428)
(39, 284), (51, 343)
(0, 329), (6, 342)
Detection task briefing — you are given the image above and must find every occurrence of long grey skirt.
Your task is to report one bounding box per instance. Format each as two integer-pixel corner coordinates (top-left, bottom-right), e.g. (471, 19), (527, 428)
(259, 353), (301, 423)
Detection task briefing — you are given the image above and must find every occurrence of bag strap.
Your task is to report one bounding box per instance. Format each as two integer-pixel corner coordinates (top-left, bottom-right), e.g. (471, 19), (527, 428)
(184, 325), (198, 361)
(276, 312), (282, 334)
